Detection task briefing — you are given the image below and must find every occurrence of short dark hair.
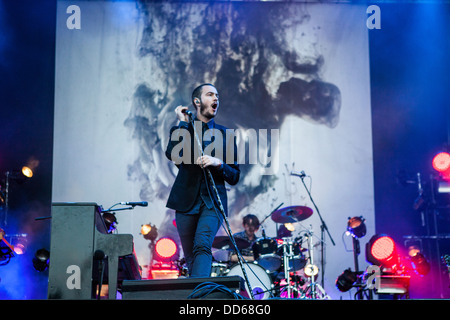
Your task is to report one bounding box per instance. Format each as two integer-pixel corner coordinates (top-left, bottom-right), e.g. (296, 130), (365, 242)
(191, 83), (215, 107)
(242, 214), (260, 228)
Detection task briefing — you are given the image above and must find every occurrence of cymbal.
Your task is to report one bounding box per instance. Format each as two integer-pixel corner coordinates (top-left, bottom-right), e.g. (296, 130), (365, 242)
(212, 236), (250, 251)
(271, 205), (313, 223)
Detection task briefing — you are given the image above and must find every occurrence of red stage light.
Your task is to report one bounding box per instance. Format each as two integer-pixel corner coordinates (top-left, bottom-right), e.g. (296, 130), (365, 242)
(371, 236), (395, 261)
(155, 237), (178, 261)
(366, 234), (398, 267)
(432, 152), (450, 173)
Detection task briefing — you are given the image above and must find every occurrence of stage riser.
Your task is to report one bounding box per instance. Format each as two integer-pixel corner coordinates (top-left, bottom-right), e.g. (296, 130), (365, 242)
(121, 276), (243, 300)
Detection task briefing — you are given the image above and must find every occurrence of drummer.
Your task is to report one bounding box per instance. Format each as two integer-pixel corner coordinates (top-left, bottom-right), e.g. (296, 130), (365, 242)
(230, 214), (260, 262)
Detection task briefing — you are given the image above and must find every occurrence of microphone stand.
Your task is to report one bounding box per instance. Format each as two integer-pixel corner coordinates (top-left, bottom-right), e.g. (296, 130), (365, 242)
(186, 113), (255, 300)
(105, 202), (146, 212)
(259, 202), (284, 238)
(102, 207), (134, 213)
(295, 174), (335, 289)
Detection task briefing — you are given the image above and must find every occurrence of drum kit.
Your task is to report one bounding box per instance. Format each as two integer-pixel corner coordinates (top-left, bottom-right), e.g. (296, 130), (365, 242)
(210, 205), (330, 299)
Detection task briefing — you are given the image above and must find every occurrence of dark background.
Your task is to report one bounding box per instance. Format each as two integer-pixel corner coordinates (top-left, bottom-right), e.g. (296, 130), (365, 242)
(0, 0), (448, 299)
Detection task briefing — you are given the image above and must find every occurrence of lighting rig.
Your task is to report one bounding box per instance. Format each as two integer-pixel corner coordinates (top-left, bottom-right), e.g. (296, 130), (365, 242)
(336, 228), (431, 299)
(1, 163), (36, 226)
(403, 150), (450, 298)
(336, 148), (450, 299)
(335, 216), (368, 299)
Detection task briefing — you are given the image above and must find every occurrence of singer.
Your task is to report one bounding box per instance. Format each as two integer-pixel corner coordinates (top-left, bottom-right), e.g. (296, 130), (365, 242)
(165, 83), (240, 277)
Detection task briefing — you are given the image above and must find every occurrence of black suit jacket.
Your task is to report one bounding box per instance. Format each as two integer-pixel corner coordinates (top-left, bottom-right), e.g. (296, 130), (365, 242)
(165, 119), (240, 214)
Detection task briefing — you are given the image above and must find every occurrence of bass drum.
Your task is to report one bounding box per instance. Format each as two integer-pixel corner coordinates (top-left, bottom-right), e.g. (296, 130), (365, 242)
(226, 263), (273, 300)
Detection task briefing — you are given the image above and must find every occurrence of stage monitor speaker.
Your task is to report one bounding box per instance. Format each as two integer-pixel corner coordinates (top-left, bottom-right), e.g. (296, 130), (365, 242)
(121, 276), (244, 300)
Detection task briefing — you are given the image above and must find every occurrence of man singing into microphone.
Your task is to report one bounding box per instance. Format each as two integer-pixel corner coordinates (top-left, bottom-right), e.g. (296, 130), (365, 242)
(165, 83), (240, 277)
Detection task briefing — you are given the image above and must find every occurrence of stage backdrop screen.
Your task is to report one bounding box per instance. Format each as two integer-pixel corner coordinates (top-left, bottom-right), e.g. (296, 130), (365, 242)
(53, 0), (374, 299)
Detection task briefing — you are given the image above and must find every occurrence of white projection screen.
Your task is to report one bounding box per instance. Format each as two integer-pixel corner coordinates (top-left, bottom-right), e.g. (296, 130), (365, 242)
(53, 0), (374, 299)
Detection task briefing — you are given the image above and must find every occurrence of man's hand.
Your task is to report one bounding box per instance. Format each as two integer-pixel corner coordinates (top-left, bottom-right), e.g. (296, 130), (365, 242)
(196, 155), (222, 168)
(175, 105), (190, 122)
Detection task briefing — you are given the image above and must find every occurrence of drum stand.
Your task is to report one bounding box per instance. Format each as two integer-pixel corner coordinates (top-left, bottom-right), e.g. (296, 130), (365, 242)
(301, 227), (330, 299)
(281, 238), (296, 298)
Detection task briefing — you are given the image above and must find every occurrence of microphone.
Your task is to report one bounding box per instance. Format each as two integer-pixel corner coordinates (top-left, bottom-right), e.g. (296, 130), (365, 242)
(290, 170), (306, 178)
(120, 201), (148, 207)
(182, 109), (193, 117)
(261, 225), (267, 238)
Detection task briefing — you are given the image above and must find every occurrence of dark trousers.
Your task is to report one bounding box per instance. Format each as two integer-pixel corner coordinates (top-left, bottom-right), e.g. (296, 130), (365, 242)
(175, 197), (223, 277)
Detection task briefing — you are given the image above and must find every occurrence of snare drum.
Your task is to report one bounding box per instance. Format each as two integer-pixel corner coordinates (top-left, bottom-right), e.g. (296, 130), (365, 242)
(226, 263), (273, 300)
(252, 238), (281, 272)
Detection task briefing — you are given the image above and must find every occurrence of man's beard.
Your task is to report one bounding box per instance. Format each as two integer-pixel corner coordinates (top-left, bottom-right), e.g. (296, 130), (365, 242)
(199, 101), (215, 120)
